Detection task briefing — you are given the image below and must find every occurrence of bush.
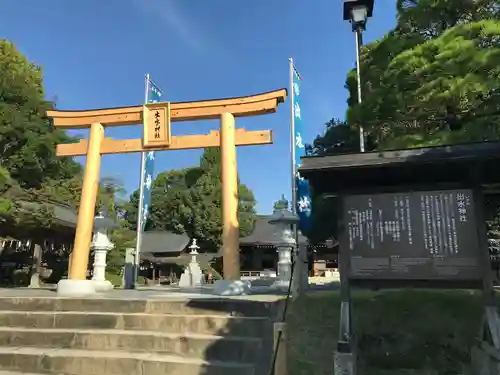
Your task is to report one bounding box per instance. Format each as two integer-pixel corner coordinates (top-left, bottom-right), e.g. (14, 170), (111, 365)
(105, 271), (148, 287)
(287, 290), (484, 375)
(12, 267), (30, 286)
(105, 272), (121, 287)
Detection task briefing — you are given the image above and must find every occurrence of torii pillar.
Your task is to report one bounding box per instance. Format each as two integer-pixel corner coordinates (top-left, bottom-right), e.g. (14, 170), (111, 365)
(47, 88), (287, 296)
(220, 112), (239, 280)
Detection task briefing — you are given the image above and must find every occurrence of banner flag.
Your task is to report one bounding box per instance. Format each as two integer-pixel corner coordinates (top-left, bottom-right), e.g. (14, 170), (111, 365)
(291, 63), (312, 231)
(139, 76), (163, 231)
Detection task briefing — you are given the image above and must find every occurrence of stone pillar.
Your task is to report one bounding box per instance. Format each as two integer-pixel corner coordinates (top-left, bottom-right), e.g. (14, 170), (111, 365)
(272, 226), (296, 290)
(90, 215), (115, 292)
(292, 240), (309, 297)
(269, 197), (299, 291)
(179, 239), (205, 289)
(123, 248), (136, 289)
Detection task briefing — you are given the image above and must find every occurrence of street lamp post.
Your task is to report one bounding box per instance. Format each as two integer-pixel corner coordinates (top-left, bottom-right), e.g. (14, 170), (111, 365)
(343, 0), (374, 153)
(338, 5), (375, 373)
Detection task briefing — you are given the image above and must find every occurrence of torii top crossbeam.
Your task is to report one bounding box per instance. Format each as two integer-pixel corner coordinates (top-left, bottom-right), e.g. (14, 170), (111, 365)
(47, 89), (287, 128)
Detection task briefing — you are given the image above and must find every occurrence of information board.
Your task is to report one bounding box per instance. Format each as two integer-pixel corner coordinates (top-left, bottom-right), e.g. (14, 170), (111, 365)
(341, 189), (483, 281)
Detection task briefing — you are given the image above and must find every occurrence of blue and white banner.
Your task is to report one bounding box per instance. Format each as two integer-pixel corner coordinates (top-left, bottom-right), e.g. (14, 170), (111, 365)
(140, 151), (155, 231)
(139, 77), (163, 231)
(292, 63), (312, 231)
(149, 81), (162, 103)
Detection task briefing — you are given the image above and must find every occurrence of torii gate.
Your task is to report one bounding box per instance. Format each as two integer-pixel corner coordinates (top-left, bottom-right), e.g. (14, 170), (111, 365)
(47, 88), (287, 294)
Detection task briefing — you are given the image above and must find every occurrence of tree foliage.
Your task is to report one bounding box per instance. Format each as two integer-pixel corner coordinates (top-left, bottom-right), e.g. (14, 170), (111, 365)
(0, 39), (83, 237)
(343, 1), (500, 150)
(96, 177), (127, 217)
(124, 148), (257, 249)
(308, 118), (362, 156)
(307, 0), (500, 242)
(0, 167), (14, 217)
(0, 39), (81, 190)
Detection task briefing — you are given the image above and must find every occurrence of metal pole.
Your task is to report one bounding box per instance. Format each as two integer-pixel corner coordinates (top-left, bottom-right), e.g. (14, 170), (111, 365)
(289, 58), (301, 277)
(355, 26), (365, 153)
(289, 58), (297, 215)
(132, 73), (150, 288)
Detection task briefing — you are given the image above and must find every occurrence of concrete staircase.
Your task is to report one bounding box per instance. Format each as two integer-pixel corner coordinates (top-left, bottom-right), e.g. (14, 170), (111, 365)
(0, 296), (282, 375)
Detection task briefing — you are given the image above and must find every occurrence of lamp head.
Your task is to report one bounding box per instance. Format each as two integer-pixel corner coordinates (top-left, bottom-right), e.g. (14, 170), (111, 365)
(343, 0), (374, 31)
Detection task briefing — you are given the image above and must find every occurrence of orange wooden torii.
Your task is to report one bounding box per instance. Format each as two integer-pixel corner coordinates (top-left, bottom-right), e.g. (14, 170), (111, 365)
(47, 88), (287, 295)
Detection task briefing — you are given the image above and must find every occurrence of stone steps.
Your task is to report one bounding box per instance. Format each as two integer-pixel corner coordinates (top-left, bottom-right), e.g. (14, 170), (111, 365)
(0, 297), (281, 375)
(0, 327), (261, 362)
(0, 346), (255, 375)
(0, 371), (46, 375)
(0, 311), (267, 337)
(0, 297), (275, 317)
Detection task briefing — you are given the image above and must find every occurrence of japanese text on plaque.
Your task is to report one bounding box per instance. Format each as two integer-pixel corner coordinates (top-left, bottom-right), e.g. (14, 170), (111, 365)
(345, 190), (474, 257)
(143, 102), (171, 148)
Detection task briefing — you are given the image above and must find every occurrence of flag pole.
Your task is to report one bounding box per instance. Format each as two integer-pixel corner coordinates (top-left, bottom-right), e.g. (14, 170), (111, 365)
(289, 57), (302, 287)
(133, 73), (150, 288)
(289, 58), (297, 216)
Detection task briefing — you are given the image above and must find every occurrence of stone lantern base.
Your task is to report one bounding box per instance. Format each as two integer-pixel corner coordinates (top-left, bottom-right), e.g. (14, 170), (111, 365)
(271, 279), (291, 291)
(92, 279), (114, 292)
(212, 279), (251, 296)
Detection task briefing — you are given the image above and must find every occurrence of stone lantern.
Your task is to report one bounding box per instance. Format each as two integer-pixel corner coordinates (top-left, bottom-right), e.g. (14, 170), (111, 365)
(269, 195), (299, 290)
(90, 211), (119, 292)
(179, 238), (205, 288)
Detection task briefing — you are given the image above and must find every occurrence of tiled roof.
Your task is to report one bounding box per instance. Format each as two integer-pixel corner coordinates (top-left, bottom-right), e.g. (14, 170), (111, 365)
(140, 230), (191, 254)
(16, 200), (78, 228)
(240, 215), (308, 245)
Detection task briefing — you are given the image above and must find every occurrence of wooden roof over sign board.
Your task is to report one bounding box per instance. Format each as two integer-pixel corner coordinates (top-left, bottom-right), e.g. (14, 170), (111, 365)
(299, 141), (500, 196)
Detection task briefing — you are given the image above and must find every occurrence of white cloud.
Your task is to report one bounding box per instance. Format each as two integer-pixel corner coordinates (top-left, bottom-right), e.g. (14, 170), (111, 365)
(133, 0), (205, 52)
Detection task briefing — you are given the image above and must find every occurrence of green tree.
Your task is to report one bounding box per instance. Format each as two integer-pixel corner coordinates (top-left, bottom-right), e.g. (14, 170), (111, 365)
(94, 177), (130, 276)
(0, 39), (83, 236)
(306, 196), (341, 243)
(96, 177), (127, 217)
(0, 167), (14, 217)
(124, 148), (257, 249)
(362, 19), (500, 149)
(0, 39), (82, 190)
(342, 1), (500, 150)
(308, 118), (364, 156)
(124, 166), (203, 234)
(272, 195), (289, 210)
(308, 1), (500, 242)
(396, 0), (499, 39)
(312, 1), (500, 154)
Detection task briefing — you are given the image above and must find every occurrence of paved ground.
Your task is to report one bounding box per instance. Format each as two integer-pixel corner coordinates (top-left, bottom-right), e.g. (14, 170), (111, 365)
(0, 286), (283, 301)
(0, 281), (340, 301)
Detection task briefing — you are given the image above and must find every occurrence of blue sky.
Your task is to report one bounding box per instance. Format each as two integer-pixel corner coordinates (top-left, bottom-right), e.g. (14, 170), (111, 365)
(2, 0), (397, 213)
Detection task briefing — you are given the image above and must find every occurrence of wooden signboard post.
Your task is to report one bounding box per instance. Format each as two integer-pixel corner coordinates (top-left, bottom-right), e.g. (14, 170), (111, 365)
(47, 88), (287, 295)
